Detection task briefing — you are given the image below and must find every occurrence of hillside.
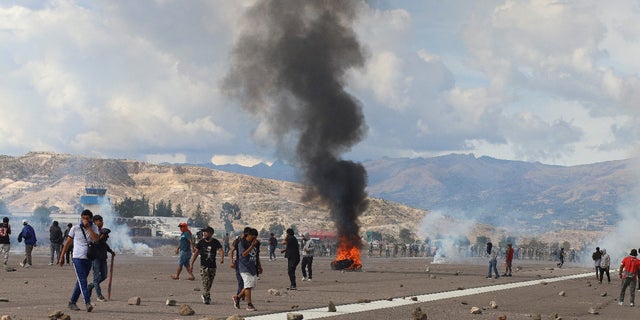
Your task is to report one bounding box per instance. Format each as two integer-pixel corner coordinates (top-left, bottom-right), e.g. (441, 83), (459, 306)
(0, 152), (428, 238)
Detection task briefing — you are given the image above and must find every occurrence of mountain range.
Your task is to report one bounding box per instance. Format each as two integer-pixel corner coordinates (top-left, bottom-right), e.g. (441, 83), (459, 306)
(200, 154), (637, 234)
(0, 152), (634, 244)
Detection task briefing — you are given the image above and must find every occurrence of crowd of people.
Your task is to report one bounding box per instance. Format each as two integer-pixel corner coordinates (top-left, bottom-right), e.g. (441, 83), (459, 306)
(0, 211), (117, 313)
(4, 214), (640, 313)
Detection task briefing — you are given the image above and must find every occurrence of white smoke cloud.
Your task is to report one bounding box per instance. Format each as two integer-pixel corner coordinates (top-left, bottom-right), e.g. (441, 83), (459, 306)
(95, 201), (153, 257)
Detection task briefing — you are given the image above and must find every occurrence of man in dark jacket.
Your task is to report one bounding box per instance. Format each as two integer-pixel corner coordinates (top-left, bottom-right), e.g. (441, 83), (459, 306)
(281, 228), (300, 290)
(87, 215), (115, 302)
(17, 219), (37, 267)
(49, 221), (64, 266)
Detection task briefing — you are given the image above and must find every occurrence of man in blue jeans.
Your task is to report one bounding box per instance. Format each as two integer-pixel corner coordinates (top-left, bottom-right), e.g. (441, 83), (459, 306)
(486, 242), (500, 279)
(87, 215), (116, 302)
(59, 209), (100, 312)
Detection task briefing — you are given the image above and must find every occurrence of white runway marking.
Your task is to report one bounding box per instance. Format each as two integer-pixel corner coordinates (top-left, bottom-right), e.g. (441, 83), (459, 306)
(245, 272), (593, 320)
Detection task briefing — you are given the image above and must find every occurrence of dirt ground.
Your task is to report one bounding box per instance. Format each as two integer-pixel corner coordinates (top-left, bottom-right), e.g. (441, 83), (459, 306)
(1, 251), (638, 320)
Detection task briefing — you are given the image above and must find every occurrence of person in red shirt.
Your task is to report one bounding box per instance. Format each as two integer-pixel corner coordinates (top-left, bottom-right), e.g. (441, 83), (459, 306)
(618, 248), (639, 307)
(502, 243), (514, 277)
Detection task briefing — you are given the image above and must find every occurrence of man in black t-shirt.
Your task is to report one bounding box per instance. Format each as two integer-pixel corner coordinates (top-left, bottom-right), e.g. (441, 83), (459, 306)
(189, 226), (223, 305)
(0, 217), (11, 266)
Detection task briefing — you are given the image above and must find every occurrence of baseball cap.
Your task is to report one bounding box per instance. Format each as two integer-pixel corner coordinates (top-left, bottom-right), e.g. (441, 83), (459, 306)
(22, 219), (28, 224)
(200, 226), (214, 234)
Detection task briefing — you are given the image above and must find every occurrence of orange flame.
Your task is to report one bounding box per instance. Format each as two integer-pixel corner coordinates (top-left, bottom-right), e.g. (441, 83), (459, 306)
(333, 235), (362, 270)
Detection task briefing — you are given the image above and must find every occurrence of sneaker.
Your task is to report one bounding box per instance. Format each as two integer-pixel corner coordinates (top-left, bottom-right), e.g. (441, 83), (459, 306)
(86, 303), (93, 312)
(19, 262), (24, 267)
(232, 295), (240, 309)
(307, 278), (312, 281)
(68, 302), (80, 311)
(288, 286), (297, 290)
(631, 303), (635, 307)
(97, 295), (106, 302)
(302, 277), (308, 281)
(619, 301), (624, 306)
(24, 264), (31, 268)
(205, 297), (211, 305)
(246, 303), (256, 311)
(48, 262), (54, 266)
(201, 295), (206, 304)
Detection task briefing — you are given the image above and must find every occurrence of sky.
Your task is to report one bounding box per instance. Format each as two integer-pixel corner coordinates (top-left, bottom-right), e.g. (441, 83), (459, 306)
(1, 0), (640, 167)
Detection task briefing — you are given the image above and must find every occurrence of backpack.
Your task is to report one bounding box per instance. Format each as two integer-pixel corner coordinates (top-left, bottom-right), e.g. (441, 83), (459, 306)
(0, 224), (7, 237)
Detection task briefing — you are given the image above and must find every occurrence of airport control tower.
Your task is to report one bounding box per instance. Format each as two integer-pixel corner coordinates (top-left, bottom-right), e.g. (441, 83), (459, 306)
(80, 186), (110, 215)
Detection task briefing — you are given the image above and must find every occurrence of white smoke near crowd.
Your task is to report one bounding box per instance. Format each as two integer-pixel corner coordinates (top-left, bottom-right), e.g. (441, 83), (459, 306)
(595, 173), (640, 265)
(95, 201), (153, 257)
(418, 210), (476, 264)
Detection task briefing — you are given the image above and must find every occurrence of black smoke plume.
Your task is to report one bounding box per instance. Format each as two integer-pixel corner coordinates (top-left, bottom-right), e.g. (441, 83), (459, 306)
(223, 1), (369, 245)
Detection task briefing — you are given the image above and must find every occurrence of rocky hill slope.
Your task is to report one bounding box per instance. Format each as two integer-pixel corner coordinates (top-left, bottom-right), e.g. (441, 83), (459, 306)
(0, 152), (429, 238)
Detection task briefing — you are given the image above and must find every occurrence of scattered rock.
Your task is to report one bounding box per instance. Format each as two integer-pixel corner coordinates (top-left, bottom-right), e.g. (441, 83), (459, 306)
(549, 312), (558, 319)
(286, 313), (303, 320)
(128, 296), (141, 305)
(461, 301), (468, 305)
(558, 291), (565, 296)
(357, 299), (371, 303)
(586, 283), (592, 287)
(166, 299), (177, 306)
(490, 300), (498, 309)
(516, 266), (522, 271)
(539, 281), (548, 285)
(226, 315), (244, 320)
(470, 306), (482, 314)
(179, 304), (195, 316)
(400, 284), (404, 287)
(290, 305), (299, 309)
(59, 315), (71, 320)
(1, 316), (12, 320)
(411, 307), (428, 320)
(411, 296), (418, 301)
(457, 287), (465, 290)
(328, 301), (336, 312)
(23, 280), (28, 284)
(587, 307), (599, 314)
(600, 292), (607, 297)
(532, 313), (541, 320)
(454, 271), (459, 276)
(429, 275), (436, 279)
(4, 266), (16, 272)
(0, 298), (8, 302)
(193, 288), (200, 291)
(268, 288), (281, 296)
(386, 297), (393, 301)
(498, 315), (507, 320)
(48, 310), (64, 319)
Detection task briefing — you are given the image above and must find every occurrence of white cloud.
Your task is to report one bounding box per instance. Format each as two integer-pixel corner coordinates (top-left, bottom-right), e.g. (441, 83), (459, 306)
(0, 0), (639, 165)
(211, 154), (271, 167)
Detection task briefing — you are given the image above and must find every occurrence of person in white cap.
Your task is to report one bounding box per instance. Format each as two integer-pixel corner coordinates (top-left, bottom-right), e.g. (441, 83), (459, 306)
(301, 232), (315, 281)
(17, 219), (37, 267)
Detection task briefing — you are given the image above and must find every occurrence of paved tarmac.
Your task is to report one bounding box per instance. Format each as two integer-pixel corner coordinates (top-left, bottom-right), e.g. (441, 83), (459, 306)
(1, 252), (637, 319)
